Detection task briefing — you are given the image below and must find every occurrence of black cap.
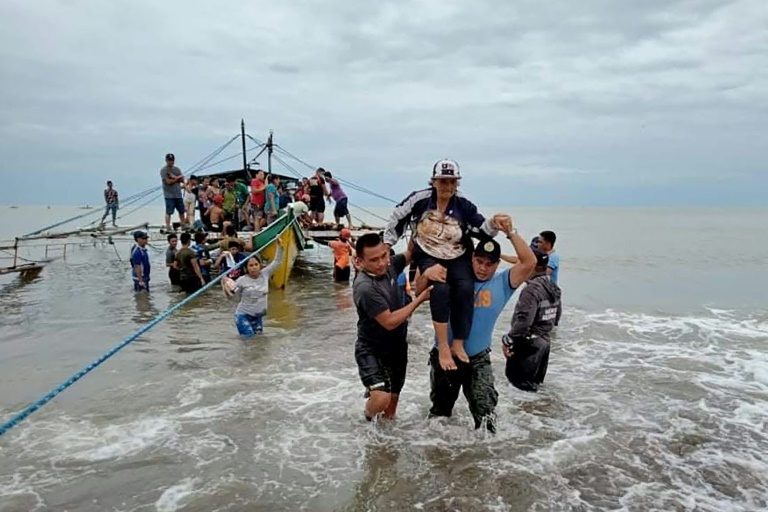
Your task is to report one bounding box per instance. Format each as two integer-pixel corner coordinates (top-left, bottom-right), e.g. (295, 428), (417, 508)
(474, 239), (501, 263)
(165, 153), (175, 161)
(133, 230), (149, 240)
(533, 249), (549, 267)
(530, 236), (539, 249)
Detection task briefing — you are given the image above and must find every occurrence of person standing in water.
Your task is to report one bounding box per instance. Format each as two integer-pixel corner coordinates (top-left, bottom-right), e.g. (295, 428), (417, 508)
(222, 239), (284, 338)
(352, 233), (431, 421)
(384, 159), (510, 371)
(503, 250), (562, 392)
(100, 180), (119, 228)
(418, 222), (535, 433)
(130, 231), (151, 292)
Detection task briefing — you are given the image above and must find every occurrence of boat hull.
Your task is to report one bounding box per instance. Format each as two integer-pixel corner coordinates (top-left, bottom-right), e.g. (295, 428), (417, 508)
(251, 210), (306, 290)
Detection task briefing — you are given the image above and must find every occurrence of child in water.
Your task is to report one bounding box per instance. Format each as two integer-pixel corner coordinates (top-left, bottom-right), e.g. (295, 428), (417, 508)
(222, 238), (284, 338)
(384, 159), (510, 370)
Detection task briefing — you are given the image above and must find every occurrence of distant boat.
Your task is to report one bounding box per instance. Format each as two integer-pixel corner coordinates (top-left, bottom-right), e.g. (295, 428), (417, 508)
(79, 205), (94, 210)
(9, 205), (18, 209)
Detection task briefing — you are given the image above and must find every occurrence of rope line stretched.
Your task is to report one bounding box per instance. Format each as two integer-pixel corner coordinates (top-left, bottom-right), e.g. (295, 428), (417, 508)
(0, 223), (290, 438)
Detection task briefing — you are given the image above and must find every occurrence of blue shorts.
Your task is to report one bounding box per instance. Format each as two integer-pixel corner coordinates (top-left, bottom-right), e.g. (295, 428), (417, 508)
(105, 203), (118, 214)
(164, 197), (186, 216)
(235, 313), (264, 338)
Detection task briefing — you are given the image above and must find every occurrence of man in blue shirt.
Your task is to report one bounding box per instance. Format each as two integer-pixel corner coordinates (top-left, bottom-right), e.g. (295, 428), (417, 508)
(537, 230), (559, 284)
(418, 223), (535, 433)
(130, 231), (151, 292)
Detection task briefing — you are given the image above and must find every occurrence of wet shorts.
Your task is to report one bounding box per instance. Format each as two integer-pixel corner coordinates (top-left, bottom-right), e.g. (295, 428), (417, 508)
(333, 265), (351, 282)
(355, 343), (407, 395)
(235, 312), (264, 338)
(164, 197), (186, 216)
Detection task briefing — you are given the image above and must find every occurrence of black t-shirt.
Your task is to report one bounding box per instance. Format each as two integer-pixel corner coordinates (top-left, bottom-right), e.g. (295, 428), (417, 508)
(352, 254), (408, 352)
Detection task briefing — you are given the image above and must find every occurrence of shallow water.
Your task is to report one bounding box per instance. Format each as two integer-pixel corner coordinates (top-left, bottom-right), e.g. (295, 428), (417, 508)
(1, 205), (767, 511)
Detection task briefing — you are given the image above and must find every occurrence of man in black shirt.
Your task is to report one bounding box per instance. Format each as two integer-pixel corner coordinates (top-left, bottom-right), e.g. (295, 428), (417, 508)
(353, 233), (431, 421)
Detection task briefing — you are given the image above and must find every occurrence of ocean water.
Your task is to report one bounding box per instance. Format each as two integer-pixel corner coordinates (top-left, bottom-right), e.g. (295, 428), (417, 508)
(0, 205), (767, 512)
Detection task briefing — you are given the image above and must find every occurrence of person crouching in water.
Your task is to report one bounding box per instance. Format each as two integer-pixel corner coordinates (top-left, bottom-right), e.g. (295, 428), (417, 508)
(384, 159), (510, 370)
(502, 250), (562, 392)
(222, 238), (284, 338)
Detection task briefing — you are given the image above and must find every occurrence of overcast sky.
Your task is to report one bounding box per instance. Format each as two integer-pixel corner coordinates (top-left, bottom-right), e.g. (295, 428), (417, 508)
(0, 0), (765, 206)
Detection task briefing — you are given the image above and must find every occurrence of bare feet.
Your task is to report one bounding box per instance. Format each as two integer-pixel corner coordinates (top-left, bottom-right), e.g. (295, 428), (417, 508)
(438, 345), (457, 371)
(451, 343), (470, 364)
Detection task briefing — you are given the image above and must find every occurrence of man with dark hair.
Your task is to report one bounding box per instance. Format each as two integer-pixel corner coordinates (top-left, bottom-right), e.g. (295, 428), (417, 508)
(191, 231), (213, 283)
(352, 233), (431, 421)
(130, 231), (151, 292)
(537, 230), (560, 284)
(265, 175), (280, 225)
(418, 221), (535, 433)
(160, 153), (187, 231)
(502, 250), (562, 392)
(100, 180), (119, 228)
(176, 232), (206, 294)
(165, 233), (180, 286)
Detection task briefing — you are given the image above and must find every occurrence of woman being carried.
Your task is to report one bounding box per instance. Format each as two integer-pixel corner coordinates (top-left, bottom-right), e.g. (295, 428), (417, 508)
(384, 159), (510, 370)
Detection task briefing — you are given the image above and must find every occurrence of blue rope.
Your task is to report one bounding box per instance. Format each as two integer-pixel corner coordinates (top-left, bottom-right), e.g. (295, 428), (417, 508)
(0, 226), (290, 438)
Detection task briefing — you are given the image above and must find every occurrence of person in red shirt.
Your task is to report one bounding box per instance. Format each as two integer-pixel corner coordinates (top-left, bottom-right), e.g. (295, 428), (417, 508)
(250, 170), (267, 231)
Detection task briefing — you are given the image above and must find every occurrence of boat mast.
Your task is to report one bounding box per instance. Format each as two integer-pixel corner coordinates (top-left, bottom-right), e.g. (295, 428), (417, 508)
(241, 119), (247, 172)
(267, 130), (273, 175)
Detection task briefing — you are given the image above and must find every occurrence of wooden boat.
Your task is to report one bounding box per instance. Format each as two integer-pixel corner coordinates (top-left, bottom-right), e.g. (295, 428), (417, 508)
(251, 207), (307, 290)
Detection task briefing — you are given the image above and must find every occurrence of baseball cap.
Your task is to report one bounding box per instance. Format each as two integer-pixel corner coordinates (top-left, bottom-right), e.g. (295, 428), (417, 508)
(340, 228), (351, 240)
(533, 249), (549, 267)
(165, 153), (175, 161)
(432, 159), (461, 180)
(133, 230), (149, 240)
(473, 238), (501, 263)
(530, 236), (539, 249)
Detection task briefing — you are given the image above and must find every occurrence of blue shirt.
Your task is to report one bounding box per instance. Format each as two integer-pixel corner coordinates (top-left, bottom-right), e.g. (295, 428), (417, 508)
(130, 245), (151, 283)
(265, 184), (278, 212)
(440, 269), (517, 357)
(191, 243), (210, 278)
(548, 252), (560, 284)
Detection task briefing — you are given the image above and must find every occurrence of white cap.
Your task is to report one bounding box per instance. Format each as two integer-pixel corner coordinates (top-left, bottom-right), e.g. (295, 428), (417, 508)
(432, 159), (461, 179)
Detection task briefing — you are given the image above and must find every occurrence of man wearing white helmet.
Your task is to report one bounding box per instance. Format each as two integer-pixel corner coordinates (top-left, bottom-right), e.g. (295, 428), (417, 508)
(384, 159), (511, 371)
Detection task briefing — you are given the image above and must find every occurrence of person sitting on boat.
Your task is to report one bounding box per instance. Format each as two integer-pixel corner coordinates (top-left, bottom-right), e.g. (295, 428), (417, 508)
(130, 231), (151, 292)
(214, 241), (247, 279)
(384, 159), (511, 371)
(323, 171), (354, 230)
(205, 194), (225, 232)
(100, 180), (119, 228)
(176, 232), (207, 295)
(213, 224), (252, 253)
(222, 238), (284, 338)
(313, 228), (355, 283)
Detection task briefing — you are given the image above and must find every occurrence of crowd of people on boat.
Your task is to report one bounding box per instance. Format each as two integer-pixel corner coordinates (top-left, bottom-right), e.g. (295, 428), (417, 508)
(131, 153), (563, 434)
(157, 153), (352, 234)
